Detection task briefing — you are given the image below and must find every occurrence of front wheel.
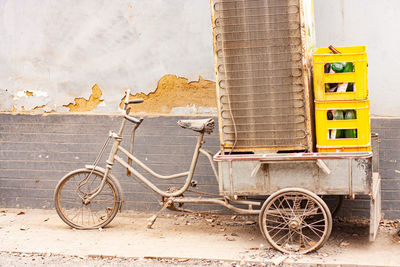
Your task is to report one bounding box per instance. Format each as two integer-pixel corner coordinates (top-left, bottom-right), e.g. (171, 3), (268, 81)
(54, 169), (121, 229)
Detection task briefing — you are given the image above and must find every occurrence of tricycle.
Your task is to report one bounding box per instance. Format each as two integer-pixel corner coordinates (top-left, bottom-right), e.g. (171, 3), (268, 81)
(54, 90), (381, 254)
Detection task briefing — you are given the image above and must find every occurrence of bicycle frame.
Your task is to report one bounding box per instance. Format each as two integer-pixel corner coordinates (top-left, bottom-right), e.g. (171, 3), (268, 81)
(83, 90), (219, 204)
(82, 91), (259, 221)
(114, 131), (209, 197)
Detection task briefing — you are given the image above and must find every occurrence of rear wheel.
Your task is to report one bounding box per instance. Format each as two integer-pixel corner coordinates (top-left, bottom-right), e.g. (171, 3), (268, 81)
(321, 195), (343, 217)
(259, 188), (332, 254)
(54, 169), (121, 229)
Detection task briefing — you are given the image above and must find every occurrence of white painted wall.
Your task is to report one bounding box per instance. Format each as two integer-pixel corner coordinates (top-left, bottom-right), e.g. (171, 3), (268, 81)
(0, 0), (398, 116)
(0, 0), (214, 112)
(314, 0), (400, 116)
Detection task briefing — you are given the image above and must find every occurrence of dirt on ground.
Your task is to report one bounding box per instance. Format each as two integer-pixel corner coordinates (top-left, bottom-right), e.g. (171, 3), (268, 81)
(0, 209), (399, 266)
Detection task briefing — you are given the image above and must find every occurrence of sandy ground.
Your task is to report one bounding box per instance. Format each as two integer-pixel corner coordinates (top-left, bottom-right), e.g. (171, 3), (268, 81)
(0, 208), (399, 266)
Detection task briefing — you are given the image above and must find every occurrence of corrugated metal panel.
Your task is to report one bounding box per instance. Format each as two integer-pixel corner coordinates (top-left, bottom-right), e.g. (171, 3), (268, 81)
(211, 0), (314, 153)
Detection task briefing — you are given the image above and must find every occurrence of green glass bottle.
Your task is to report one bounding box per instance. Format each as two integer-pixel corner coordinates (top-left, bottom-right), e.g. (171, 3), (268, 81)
(327, 110), (334, 120)
(343, 62), (354, 72)
(344, 110), (357, 138)
(346, 83), (354, 92)
(331, 63), (344, 72)
(333, 110), (344, 138)
(344, 110), (356, 120)
(343, 62), (355, 92)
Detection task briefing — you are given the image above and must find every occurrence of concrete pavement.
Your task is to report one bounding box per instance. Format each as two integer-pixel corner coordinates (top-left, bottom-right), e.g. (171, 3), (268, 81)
(0, 208), (399, 266)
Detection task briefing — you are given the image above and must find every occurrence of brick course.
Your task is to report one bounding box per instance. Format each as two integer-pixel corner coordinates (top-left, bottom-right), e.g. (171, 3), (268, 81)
(0, 114), (399, 219)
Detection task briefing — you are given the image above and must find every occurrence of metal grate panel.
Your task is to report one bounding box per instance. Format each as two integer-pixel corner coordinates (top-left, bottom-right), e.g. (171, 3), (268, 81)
(212, 0), (313, 152)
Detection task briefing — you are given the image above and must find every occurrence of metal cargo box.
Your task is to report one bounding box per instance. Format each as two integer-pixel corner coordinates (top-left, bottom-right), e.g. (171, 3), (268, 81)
(210, 0), (316, 153)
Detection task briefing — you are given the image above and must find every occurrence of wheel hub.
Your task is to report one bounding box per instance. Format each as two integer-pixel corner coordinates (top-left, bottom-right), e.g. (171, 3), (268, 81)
(288, 217), (302, 230)
(82, 196), (90, 205)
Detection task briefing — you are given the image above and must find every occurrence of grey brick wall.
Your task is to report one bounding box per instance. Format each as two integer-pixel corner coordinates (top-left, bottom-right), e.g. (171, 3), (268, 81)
(0, 114), (399, 219)
(371, 118), (400, 219)
(0, 114), (221, 212)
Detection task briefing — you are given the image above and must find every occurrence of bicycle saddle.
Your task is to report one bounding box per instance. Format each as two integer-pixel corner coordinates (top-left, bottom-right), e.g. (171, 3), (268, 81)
(177, 118), (215, 134)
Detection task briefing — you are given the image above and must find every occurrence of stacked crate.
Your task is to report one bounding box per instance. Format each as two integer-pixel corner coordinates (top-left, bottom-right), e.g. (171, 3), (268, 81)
(312, 46), (370, 152)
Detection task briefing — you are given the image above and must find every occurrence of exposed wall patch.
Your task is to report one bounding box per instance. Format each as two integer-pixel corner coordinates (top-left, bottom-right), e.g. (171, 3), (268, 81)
(64, 84), (104, 112)
(121, 75), (217, 114)
(33, 105), (46, 111)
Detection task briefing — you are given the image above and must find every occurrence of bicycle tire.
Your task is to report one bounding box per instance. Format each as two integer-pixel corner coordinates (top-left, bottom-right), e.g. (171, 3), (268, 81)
(259, 188), (332, 254)
(54, 169), (121, 229)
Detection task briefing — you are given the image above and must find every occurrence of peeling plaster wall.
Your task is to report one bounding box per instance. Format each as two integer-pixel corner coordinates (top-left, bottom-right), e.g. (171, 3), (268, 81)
(0, 0), (215, 114)
(1, 1), (399, 116)
(122, 75), (217, 114)
(314, 0), (400, 117)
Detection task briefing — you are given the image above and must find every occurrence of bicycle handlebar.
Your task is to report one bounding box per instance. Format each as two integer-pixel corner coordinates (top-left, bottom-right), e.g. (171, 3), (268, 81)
(128, 99), (144, 104)
(123, 90), (144, 125)
(124, 90), (144, 107)
(125, 114), (143, 124)
(124, 89), (131, 105)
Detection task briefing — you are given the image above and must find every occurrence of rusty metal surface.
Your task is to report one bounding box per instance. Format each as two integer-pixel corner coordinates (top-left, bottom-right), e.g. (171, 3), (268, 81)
(370, 173), (381, 241)
(371, 132), (380, 173)
(214, 151), (373, 161)
(171, 197), (260, 215)
(211, 0), (314, 152)
(216, 152), (373, 196)
(349, 159), (354, 199)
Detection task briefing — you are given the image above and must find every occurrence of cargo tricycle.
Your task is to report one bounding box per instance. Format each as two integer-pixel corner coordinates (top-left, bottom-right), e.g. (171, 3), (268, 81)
(54, 90), (381, 254)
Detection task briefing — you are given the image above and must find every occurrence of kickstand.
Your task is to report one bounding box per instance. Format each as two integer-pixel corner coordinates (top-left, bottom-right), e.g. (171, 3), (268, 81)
(147, 199), (172, 229)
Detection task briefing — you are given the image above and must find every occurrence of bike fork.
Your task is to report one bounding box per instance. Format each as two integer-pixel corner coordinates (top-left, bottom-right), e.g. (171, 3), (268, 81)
(84, 132), (121, 204)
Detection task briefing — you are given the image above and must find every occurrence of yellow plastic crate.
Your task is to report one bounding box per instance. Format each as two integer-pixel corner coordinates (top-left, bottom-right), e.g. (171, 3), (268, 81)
(313, 46), (368, 101)
(318, 146), (371, 153)
(315, 99), (371, 152)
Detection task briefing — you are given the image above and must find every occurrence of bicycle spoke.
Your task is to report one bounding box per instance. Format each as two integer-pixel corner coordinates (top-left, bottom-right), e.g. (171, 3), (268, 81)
(89, 205), (97, 225)
(272, 200), (290, 223)
(270, 221), (290, 240)
(265, 212), (291, 219)
(305, 218), (326, 226)
(301, 198), (310, 217)
(302, 221), (324, 239)
(305, 222), (325, 234)
(265, 217), (286, 225)
(283, 195), (295, 218)
(274, 228), (292, 245)
(298, 228), (315, 247)
(283, 229), (297, 247)
(301, 207), (321, 218)
(81, 204), (84, 225)
(69, 205), (83, 222)
(266, 219), (289, 230)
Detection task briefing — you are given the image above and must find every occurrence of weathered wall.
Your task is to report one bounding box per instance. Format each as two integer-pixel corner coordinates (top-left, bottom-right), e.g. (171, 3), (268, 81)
(0, 1), (399, 116)
(0, 114), (221, 211)
(1, 1), (399, 220)
(0, 0), (216, 114)
(0, 114), (399, 219)
(314, 0), (400, 117)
